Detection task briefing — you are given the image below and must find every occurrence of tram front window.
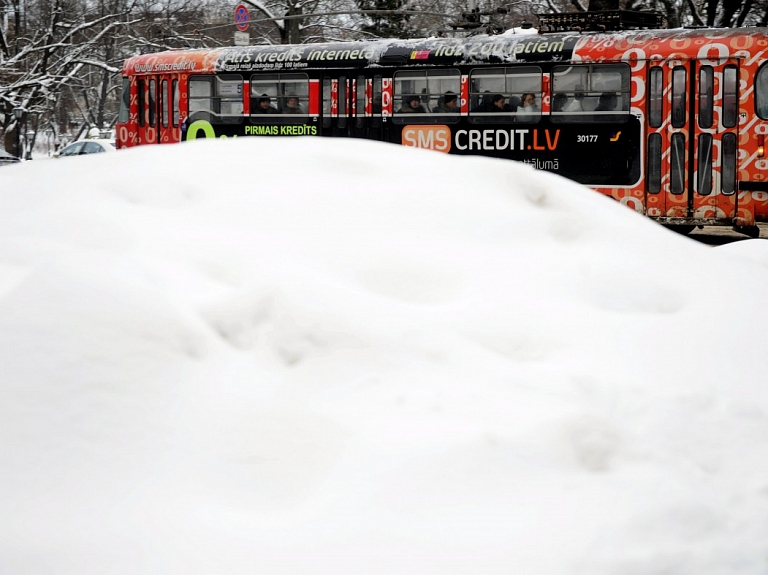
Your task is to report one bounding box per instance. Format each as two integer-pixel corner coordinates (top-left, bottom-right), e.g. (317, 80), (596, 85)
(756, 64), (768, 119)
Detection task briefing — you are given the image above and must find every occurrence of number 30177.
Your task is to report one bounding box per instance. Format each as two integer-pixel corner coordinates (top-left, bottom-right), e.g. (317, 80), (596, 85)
(577, 135), (598, 143)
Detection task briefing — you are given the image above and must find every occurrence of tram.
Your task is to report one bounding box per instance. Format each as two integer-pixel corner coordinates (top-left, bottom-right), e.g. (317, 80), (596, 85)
(116, 11), (768, 235)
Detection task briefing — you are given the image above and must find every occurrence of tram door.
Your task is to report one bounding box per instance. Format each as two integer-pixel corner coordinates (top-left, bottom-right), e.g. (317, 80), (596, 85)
(320, 74), (385, 139)
(646, 59), (739, 221)
(320, 74), (353, 137)
(135, 75), (181, 145)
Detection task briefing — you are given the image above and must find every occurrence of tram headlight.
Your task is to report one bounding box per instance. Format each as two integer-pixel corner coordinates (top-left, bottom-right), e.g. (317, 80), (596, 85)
(758, 134), (765, 158)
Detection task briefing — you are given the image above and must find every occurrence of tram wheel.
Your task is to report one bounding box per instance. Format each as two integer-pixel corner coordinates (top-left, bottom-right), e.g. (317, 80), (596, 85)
(662, 224), (695, 235)
(733, 225), (761, 238)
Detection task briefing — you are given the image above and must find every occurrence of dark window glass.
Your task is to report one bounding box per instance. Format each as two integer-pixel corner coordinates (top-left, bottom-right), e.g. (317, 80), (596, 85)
(161, 79), (168, 128)
(338, 76), (347, 129)
(60, 142), (85, 156)
(647, 133), (662, 194)
(698, 66), (713, 129)
(188, 76), (213, 123)
(697, 134), (713, 195)
(137, 80), (145, 127)
(551, 63), (630, 124)
(722, 132), (737, 195)
(250, 72), (306, 124)
(82, 142), (105, 154)
(172, 80), (179, 127)
(216, 75), (244, 124)
(470, 66), (542, 124)
(671, 66), (687, 128)
(670, 132), (686, 194)
(723, 65), (738, 128)
(372, 76), (382, 128)
(648, 67), (663, 128)
(756, 63), (768, 119)
(393, 68), (461, 124)
(189, 75), (242, 125)
(148, 79), (156, 127)
(322, 78), (331, 129)
(118, 78), (130, 124)
(356, 75), (366, 129)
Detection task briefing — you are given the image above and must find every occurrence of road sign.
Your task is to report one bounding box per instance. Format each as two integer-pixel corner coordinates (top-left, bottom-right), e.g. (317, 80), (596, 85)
(234, 4), (250, 31)
(234, 31), (250, 46)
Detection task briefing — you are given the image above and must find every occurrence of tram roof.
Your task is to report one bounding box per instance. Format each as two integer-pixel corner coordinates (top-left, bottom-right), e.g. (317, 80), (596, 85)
(123, 26), (767, 76)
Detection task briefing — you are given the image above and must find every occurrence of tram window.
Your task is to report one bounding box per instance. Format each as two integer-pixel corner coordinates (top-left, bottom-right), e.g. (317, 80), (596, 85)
(137, 79), (145, 127)
(697, 133), (713, 196)
(722, 65), (738, 128)
(469, 67), (541, 124)
(648, 67), (663, 128)
(172, 79), (180, 127)
(647, 133), (662, 194)
(188, 75), (242, 125)
(148, 79), (156, 127)
(161, 79), (169, 128)
(722, 132), (737, 195)
(250, 73), (308, 125)
(551, 63), (630, 123)
(670, 133), (686, 195)
(671, 66), (686, 128)
(393, 69), (460, 125)
(371, 76), (382, 128)
(356, 75), (366, 129)
(698, 66), (713, 129)
(217, 75), (243, 123)
(756, 63), (768, 119)
(118, 78), (130, 124)
(338, 76), (347, 129)
(322, 78), (331, 129)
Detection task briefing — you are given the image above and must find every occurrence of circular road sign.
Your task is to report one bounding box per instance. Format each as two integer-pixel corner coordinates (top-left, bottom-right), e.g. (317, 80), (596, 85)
(235, 4), (250, 31)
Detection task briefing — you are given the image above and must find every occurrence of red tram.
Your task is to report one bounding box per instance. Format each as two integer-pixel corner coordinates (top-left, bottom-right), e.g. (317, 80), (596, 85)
(116, 11), (768, 235)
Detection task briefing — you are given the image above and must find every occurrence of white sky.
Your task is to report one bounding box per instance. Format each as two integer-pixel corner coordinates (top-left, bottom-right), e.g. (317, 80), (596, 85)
(1, 137), (767, 574)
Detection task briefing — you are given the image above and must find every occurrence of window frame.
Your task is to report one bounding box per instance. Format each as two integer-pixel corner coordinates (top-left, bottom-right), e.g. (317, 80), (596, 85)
(671, 66), (687, 129)
(648, 66), (663, 128)
(469, 66), (542, 125)
(393, 68), (461, 125)
(756, 63), (768, 120)
(137, 79), (145, 127)
(698, 65), (714, 129)
(551, 63), (631, 124)
(722, 65), (739, 129)
(250, 72), (310, 125)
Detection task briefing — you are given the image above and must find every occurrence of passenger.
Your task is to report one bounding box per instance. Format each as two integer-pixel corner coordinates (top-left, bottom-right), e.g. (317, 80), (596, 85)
(517, 93), (539, 116)
(560, 87), (585, 112)
(420, 88), (431, 111)
(595, 93), (618, 111)
(552, 93), (569, 113)
(282, 96), (304, 114)
(398, 95), (426, 113)
(253, 94), (278, 114)
(490, 94), (512, 112)
(472, 90), (494, 113)
(434, 91), (459, 113)
(371, 94), (382, 115)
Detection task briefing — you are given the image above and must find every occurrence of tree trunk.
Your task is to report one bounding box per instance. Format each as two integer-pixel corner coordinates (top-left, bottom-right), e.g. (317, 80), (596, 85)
(716, 0), (743, 25)
(587, 0), (619, 9)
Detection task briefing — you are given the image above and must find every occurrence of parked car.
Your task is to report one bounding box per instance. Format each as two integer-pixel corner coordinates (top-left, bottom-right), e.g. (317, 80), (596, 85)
(55, 139), (116, 157)
(0, 148), (20, 166)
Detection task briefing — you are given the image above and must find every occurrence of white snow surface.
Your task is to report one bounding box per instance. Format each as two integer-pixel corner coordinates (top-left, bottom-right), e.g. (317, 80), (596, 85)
(0, 137), (767, 574)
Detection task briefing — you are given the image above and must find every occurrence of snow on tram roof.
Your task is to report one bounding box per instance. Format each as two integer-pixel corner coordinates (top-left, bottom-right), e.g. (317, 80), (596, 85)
(123, 25), (768, 76)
